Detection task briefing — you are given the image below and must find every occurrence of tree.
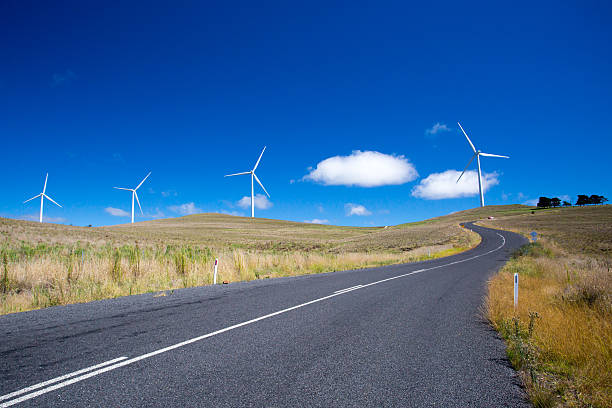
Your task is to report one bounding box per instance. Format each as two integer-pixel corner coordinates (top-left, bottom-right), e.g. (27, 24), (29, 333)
(576, 195), (589, 206)
(550, 197), (561, 207)
(562, 201), (572, 207)
(588, 195), (608, 205)
(537, 197), (551, 208)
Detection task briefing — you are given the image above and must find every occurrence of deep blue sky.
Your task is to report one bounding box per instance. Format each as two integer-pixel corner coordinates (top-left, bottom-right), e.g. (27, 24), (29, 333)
(1, 1), (610, 226)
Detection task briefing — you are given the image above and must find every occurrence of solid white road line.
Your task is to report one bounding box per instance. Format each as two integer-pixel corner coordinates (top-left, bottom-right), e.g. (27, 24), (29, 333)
(1, 228), (507, 407)
(0, 357), (128, 403)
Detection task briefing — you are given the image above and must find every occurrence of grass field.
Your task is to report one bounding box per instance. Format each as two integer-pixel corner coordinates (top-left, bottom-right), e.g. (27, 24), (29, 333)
(482, 205), (612, 407)
(0, 209), (489, 315)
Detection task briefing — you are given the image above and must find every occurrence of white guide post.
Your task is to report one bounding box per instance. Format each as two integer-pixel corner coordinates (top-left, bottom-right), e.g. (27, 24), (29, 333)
(513, 273), (519, 309)
(213, 258), (219, 284)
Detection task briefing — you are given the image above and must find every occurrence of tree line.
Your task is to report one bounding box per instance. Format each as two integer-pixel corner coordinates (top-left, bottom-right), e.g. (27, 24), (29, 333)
(537, 195), (608, 208)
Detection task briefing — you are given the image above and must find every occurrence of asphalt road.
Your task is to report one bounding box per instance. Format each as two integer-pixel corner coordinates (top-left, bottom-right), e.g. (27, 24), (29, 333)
(1, 222), (529, 407)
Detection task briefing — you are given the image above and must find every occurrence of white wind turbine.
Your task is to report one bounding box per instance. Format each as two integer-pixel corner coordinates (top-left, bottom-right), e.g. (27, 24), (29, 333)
(113, 172), (151, 224)
(23, 173), (62, 223)
(457, 122), (509, 207)
(225, 146), (270, 218)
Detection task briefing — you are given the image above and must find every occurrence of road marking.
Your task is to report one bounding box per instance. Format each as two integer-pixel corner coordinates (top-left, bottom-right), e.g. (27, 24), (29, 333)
(334, 285), (363, 294)
(0, 357), (128, 403)
(1, 227), (506, 407)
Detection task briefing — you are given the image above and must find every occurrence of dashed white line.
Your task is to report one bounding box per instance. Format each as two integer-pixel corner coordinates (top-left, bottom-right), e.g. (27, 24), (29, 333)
(334, 285), (363, 294)
(1, 228), (506, 407)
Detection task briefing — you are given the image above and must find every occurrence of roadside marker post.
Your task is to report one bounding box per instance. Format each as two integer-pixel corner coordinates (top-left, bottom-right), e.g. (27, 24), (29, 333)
(514, 273), (519, 310)
(213, 259), (219, 285)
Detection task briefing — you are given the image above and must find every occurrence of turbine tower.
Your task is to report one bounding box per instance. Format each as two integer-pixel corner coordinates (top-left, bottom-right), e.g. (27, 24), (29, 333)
(456, 122), (509, 207)
(114, 172), (151, 223)
(225, 146), (270, 218)
(23, 173), (62, 223)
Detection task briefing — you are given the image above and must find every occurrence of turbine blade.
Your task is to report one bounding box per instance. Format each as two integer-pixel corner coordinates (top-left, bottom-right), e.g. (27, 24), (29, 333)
(134, 191), (144, 215)
(479, 152), (509, 158)
(252, 146), (267, 171)
(135, 172), (151, 190)
(253, 173), (270, 197)
(224, 171), (250, 177)
(42, 173), (48, 194)
(44, 194), (62, 208)
(457, 122), (477, 153)
(457, 153), (477, 183)
(23, 193), (42, 204)
(113, 187), (132, 191)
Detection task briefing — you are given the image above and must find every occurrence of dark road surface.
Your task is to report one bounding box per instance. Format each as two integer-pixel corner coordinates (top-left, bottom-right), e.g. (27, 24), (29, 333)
(1, 223), (529, 407)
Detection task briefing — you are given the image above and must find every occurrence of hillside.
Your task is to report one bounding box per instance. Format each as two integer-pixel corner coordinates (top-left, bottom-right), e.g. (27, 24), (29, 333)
(0, 205), (536, 315)
(1, 205), (532, 253)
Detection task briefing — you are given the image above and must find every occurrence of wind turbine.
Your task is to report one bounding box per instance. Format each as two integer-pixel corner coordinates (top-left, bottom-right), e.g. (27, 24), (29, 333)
(23, 173), (62, 223)
(457, 122), (509, 207)
(225, 146), (270, 218)
(113, 172), (151, 223)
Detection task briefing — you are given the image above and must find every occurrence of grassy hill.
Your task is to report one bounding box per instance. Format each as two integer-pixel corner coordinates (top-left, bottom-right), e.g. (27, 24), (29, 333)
(1, 204), (533, 252)
(3, 205), (529, 315)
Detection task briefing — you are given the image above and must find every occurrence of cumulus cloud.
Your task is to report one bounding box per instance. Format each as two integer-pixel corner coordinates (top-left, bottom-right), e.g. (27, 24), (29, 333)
(105, 207), (130, 217)
(303, 150), (418, 187)
(20, 214), (67, 223)
(425, 122), (451, 136)
(237, 194), (273, 210)
(161, 190), (178, 198)
(411, 170), (499, 200)
(168, 202), (202, 215)
(304, 219), (329, 224)
(220, 210), (246, 217)
(345, 203), (372, 216)
(145, 208), (166, 219)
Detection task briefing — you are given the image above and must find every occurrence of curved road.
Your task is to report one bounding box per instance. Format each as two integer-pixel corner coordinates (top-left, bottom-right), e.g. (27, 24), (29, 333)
(1, 223), (529, 407)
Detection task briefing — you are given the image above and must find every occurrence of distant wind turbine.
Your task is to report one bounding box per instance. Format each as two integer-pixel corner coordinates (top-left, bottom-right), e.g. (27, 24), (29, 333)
(225, 146), (270, 218)
(457, 122), (509, 207)
(23, 173), (62, 223)
(113, 172), (151, 223)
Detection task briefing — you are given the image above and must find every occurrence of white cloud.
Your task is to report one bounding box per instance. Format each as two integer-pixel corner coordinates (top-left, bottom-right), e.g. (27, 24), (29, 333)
(304, 219), (329, 224)
(237, 194), (273, 210)
(145, 208), (166, 219)
(523, 199), (539, 206)
(105, 207), (130, 217)
(161, 190), (178, 198)
(20, 214), (67, 223)
(303, 150), (418, 187)
(425, 122), (451, 136)
(168, 202), (202, 215)
(220, 210), (246, 217)
(345, 203), (372, 216)
(411, 170), (499, 200)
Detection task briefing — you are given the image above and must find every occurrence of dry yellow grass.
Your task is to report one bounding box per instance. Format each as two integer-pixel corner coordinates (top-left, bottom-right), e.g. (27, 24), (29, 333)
(0, 211), (485, 315)
(484, 206), (612, 408)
